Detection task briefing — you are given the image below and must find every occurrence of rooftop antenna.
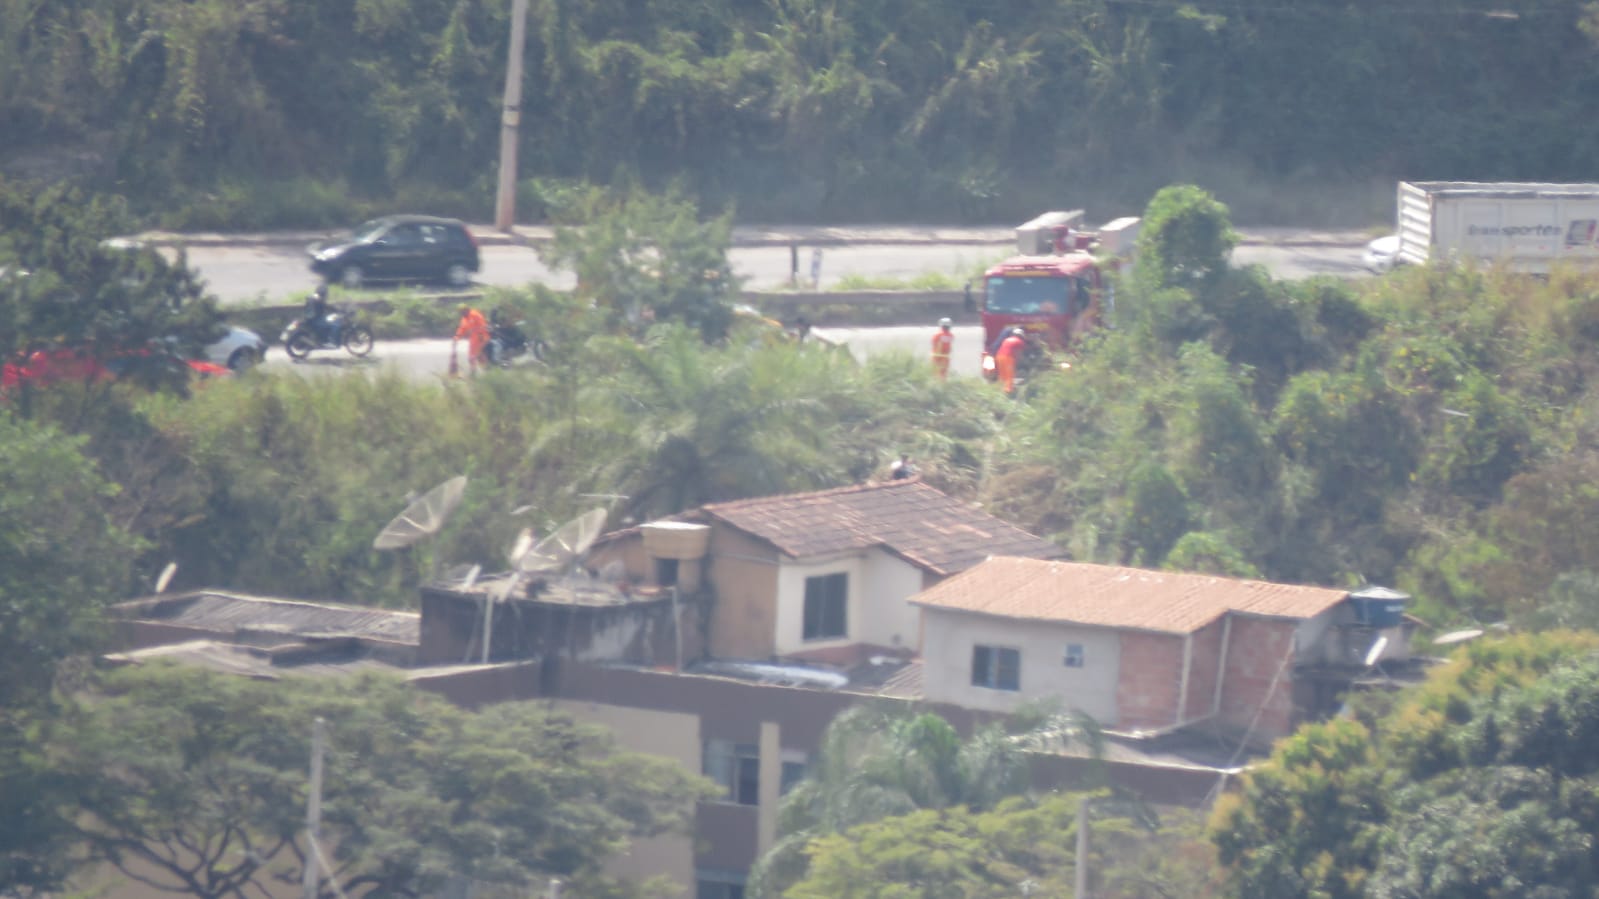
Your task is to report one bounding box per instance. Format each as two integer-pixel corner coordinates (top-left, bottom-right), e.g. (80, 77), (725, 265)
(473, 508), (608, 664)
(154, 561), (178, 594)
(373, 476), (467, 582)
(517, 507), (608, 577)
(373, 476), (468, 550)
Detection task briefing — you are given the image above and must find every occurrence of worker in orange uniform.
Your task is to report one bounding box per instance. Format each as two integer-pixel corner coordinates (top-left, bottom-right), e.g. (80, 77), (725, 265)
(930, 317), (954, 380)
(452, 303), (490, 376)
(995, 327), (1027, 395)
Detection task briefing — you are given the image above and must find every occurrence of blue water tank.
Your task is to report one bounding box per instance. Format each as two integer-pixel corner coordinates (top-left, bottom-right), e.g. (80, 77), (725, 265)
(1348, 586), (1409, 628)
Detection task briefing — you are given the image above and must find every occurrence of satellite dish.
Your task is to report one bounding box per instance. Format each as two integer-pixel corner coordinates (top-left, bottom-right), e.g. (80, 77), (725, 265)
(517, 508), (608, 574)
(154, 561), (178, 594)
(444, 563), (482, 590)
(1363, 635), (1390, 667)
(373, 476), (467, 550)
(507, 527), (535, 567)
(1433, 628), (1484, 647)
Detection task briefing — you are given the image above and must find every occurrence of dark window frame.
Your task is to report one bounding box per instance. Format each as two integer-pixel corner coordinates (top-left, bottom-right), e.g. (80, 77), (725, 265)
(802, 572), (848, 641)
(972, 644), (1021, 691)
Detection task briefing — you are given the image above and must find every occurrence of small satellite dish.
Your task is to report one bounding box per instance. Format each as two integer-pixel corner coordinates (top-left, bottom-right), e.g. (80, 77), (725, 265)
(518, 508), (608, 574)
(459, 564), (482, 590)
(507, 527), (535, 567)
(374, 476), (467, 550)
(1363, 635), (1390, 667)
(154, 561), (178, 594)
(599, 559), (626, 583)
(1433, 628), (1484, 647)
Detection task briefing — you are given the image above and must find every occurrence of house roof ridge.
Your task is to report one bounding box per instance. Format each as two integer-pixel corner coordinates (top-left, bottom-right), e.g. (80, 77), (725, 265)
(698, 478), (923, 514)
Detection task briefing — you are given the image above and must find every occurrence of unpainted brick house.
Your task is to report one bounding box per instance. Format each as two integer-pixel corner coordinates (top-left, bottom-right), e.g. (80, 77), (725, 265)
(912, 557), (1414, 744)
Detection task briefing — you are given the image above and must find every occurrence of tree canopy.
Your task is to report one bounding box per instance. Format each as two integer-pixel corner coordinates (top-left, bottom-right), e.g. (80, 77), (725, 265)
(6, 0), (1599, 224)
(1210, 631), (1599, 899)
(54, 663), (715, 899)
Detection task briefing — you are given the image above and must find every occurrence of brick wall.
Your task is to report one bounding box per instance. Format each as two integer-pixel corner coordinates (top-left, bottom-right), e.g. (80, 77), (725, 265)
(1216, 616), (1296, 744)
(1114, 631), (1185, 730)
(1182, 619), (1225, 722)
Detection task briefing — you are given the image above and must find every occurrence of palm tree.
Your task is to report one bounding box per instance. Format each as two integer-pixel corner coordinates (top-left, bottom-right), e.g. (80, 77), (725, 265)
(749, 702), (1104, 897)
(570, 324), (855, 520)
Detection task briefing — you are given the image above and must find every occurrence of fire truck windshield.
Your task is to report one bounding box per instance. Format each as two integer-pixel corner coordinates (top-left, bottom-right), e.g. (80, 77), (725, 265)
(985, 276), (1079, 315)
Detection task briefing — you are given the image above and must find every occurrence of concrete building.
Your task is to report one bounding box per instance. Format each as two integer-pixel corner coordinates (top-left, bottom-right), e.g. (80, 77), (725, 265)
(102, 486), (1419, 897)
(912, 557), (1416, 744)
(587, 479), (1062, 665)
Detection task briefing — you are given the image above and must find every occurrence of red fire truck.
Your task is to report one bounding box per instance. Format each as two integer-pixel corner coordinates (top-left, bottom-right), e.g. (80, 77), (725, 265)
(979, 210), (1139, 377)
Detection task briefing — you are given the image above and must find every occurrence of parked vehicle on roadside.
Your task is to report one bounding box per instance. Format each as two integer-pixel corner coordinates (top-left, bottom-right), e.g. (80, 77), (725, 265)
(308, 215), (480, 289)
(1390, 181), (1599, 274)
(2, 344), (229, 394)
(206, 325), (267, 370)
(483, 311), (546, 366)
(281, 304), (375, 360)
(978, 210), (1140, 380)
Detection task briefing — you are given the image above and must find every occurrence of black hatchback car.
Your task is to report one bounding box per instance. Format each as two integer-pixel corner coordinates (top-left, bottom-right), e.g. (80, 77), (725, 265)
(308, 215), (480, 288)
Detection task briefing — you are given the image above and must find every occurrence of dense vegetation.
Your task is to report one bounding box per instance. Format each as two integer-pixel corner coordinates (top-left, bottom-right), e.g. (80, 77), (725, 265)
(15, 176), (1599, 893)
(5, 0), (1599, 226)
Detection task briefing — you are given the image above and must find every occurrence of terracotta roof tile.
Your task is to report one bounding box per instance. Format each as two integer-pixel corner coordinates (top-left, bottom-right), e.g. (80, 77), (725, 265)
(910, 557), (1350, 634)
(699, 481), (1060, 575)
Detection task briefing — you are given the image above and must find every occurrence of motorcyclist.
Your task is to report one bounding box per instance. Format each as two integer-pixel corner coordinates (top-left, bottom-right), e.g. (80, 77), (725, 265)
(305, 284), (334, 345)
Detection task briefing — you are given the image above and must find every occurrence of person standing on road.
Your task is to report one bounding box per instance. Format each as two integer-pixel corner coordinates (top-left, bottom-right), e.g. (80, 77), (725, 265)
(930, 318), (954, 380)
(995, 327), (1026, 395)
(452, 303), (490, 376)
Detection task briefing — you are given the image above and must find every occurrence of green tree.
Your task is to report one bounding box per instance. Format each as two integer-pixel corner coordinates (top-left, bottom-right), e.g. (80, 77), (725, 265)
(56, 664), (715, 899)
(538, 184), (736, 340)
(0, 411), (141, 896)
(751, 704), (1102, 896)
(0, 180), (221, 387)
(1211, 632), (1599, 899)
(789, 793), (1220, 899)
(1133, 185), (1237, 292)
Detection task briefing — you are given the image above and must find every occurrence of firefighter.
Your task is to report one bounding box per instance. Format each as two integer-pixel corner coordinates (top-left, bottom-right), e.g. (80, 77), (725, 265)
(452, 303), (490, 375)
(995, 327), (1027, 395)
(931, 317), (954, 380)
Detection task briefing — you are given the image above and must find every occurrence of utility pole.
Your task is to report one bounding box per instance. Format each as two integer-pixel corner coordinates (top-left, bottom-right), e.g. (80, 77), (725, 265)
(1074, 799), (1089, 898)
(302, 717), (327, 899)
(494, 0), (531, 231)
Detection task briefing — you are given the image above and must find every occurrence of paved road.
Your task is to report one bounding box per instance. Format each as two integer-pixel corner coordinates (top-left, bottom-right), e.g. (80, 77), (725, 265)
(263, 325), (982, 383)
(194, 240), (1369, 307)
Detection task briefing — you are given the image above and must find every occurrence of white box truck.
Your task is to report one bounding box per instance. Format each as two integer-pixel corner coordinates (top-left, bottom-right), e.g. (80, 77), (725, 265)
(1395, 181), (1599, 274)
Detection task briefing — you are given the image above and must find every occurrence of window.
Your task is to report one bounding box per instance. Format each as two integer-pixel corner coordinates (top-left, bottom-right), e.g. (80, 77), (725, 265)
(703, 739), (760, 805)
(803, 572), (848, 641)
(780, 749), (808, 796)
(972, 645), (1021, 691)
(1064, 643), (1085, 668)
(696, 870), (746, 899)
(655, 556), (679, 586)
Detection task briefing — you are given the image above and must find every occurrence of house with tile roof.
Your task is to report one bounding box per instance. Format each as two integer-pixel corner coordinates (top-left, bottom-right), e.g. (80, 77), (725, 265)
(911, 557), (1415, 744)
(587, 479), (1063, 666)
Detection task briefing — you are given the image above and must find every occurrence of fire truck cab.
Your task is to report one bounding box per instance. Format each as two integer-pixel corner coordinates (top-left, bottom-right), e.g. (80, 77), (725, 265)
(979, 210), (1139, 376)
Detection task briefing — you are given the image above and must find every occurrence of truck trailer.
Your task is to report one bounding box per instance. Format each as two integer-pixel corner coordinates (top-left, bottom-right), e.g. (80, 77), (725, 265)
(1395, 181), (1599, 274)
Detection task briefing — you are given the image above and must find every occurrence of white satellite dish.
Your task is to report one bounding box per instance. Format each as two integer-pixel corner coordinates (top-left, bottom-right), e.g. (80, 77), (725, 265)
(373, 476), (467, 550)
(154, 561), (178, 594)
(507, 527), (535, 567)
(517, 508), (608, 574)
(1433, 628), (1484, 647)
(1362, 635), (1390, 668)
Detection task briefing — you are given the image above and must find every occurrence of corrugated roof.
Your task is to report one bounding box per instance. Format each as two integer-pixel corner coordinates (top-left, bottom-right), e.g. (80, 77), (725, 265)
(910, 557), (1350, 634)
(697, 480), (1060, 575)
(114, 590), (420, 644)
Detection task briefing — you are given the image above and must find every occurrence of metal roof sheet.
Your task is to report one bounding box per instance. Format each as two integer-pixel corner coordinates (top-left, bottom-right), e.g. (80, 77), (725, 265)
(114, 590), (420, 644)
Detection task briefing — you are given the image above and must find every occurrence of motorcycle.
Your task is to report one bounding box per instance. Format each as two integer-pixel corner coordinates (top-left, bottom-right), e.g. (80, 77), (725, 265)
(482, 314), (546, 367)
(282, 304), (375, 361)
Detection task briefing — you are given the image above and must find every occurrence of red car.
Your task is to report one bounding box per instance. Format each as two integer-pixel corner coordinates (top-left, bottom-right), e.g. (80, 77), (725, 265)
(2, 346), (229, 392)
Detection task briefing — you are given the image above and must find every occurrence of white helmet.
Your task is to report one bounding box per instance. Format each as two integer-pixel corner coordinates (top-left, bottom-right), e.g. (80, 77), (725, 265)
(939, 317), (952, 328)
